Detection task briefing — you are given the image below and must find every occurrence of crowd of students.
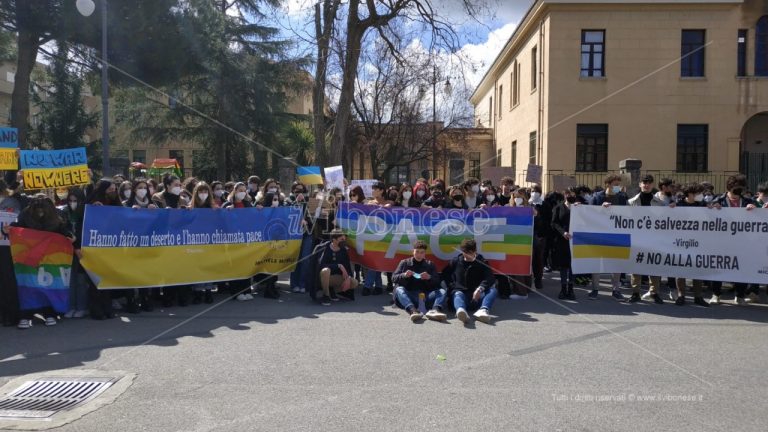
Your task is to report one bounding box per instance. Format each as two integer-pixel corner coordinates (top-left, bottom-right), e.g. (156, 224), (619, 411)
(0, 170), (766, 330)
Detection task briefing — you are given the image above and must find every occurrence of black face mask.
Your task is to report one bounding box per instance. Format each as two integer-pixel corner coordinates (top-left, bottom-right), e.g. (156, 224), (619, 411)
(565, 196), (577, 204)
(453, 195), (464, 201)
(731, 187), (744, 196)
(338, 240), (347, 248)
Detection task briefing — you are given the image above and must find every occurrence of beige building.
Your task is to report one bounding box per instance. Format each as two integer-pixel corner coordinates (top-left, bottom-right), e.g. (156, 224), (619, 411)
(471, 0), (768, 192)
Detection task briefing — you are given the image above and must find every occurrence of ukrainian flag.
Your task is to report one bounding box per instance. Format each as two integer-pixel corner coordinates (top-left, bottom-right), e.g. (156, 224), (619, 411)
(297, 166), (324, 185)
(572, 232), (631, 260)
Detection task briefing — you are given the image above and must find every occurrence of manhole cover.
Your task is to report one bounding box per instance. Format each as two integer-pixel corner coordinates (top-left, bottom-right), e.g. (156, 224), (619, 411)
(0, 377), (115, 420)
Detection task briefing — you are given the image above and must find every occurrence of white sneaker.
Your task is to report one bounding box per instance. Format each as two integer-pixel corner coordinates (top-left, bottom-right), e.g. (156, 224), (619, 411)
(641, 291), (652, 301)
(44, 317), (57, 326)
(17, 319), (32, 329)
(456, 307), (469, 324)
(425, 309), (447, 322)
(63, 310), (76, 319)
(236, 294), (248, 301)
(709, 295), (720, 305)
(291, 286), (301, 293)
(244, 293), (254, 301)
(509, 294), (528, 300)
(473, 308), (492, 323)
(746, 293), (760, 304)
(73, 310), (87, 318)
(409, 310), (423, 323)
(735, 296), (747, 306)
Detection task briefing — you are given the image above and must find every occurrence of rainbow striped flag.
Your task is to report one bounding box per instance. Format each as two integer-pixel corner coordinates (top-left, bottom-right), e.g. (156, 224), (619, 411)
(297, 166), (324, 185)
(9, 227), (73, 313)
(335, 203), (533, 275)
(572, 232), (631, 260)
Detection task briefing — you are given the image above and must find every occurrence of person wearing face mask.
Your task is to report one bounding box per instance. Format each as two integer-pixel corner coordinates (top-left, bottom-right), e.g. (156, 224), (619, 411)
(125, 180), (158, 209)
(54, 187), (69, 208)
(462, 179), (482, 209)
(187, 182), (217, 304)
(421, 186), (446, 208)
(529, 185), (544, 206)
(445, 187), (469, 210)
(399, 183), (418, 207)
(246, 175), (261, 202)
(361, 182), (389, 295)
(442, 239), (497, 324)
(669, 183), (710, 307)
(289, 182), (315, 294)
(626, 175), (668, 305)
(480, 186), (499, 208)
(0, 179), (24, 326)
(411, 181), (429, 205)
(222, 182), (256, 301)
(497, 177), (516, 206)
(480, 179), (493, 194)
(286, 181), (308, 206)
(152, 175), (189, 209)
(587, 174), (628, 301)
(709, 174), (756, 306)
(118, 180), (133, 205)
(551, 187), (578, 300)
(60, 188), (90, 319)
(506, 189), (532, 299)
(316, 229), (358, 306)
(210, 181), (227, 207)
(531, 185), (552, 290)
(391, 241), (445, 322)
(254, 178), (284, 207)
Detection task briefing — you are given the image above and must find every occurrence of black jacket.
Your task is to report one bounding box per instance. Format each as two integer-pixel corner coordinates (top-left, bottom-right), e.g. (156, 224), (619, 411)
(317, 242), (352, 276)
(391, 257), (439, 292)
(590, 190), (628, 206)
(441, 254), (495, 295)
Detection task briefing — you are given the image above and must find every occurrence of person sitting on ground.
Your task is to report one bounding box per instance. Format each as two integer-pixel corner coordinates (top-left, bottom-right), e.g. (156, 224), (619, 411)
(392, 240), (446, 322)
(317, 229), (359, 306)
(442, 239), (497, 324)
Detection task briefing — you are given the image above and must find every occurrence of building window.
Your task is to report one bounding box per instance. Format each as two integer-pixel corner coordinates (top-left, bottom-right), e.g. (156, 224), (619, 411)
(468, 152), (481, 180)
(488, 96), (493, 125)
(511, 141), (517, 175)
(677, 125), (708, 173)
(681, 30), (706, 77)
(529, 132), (537, 165)
(169, 150), (184, 170)
(388, 165), (409, 185)
(496, 148), (502, 167)
(531, 46), (537, 90)
(498, 85), (503, 118)
(757, 16), (768, 76)
(132, 150), (146, 164)
(512, 61), (519, 106)
(576, 124), (608, 172)
(580, 30), (605, 77)
(738, 29), (748, 77)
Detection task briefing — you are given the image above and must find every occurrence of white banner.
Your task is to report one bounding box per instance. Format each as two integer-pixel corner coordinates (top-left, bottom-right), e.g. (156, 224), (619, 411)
(324, 165), (345, 193)
(350, 179), (377, 198)
(570, 205), (768, 284)
(0, 211), (16, 246)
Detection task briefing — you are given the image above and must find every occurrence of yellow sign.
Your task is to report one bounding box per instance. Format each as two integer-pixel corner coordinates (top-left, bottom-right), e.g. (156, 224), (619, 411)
(23, 166), (91, 190)
(0, 148), (17, 170)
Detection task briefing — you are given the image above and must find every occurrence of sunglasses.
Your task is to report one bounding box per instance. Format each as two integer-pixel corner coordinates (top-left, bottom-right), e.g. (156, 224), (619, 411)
(452, 195), (464, 200)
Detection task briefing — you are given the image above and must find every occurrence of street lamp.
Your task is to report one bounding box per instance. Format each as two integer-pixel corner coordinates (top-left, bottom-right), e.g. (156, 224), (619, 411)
(77, 0), (110, 177)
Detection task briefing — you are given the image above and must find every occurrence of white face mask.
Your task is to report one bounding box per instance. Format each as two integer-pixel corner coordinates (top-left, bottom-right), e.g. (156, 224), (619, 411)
(214, 189), (224, 198)
(487, 195), (496, 202)
(531, 192), (541, 201)
(694, 194), (704, 202)
(69, 202), (77, 211)
(471, 185), (480, 193)
(612, 186), (621, 194)
(123, 190), (132, 199)
(235, 191), (246, 201)
(480, 186), (487, 193)
(704, 194), (713, 202)
(268, 187), (277, 193)
(585, 193), (593, 202)
(198, 193), (209, 202)
(136, 188), (148, 199)
(171, 186), (182, 196)
(514, 197), (524, 206)
(416, 190), (426, 198)
(402, 191), (412, 200)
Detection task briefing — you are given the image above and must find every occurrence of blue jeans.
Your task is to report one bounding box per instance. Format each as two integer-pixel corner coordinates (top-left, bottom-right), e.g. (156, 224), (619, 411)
(364, 269), (383, 289)
(453, 286), (498, 312)
(394, 287), (447, 311)
(290, 234), (315, 289)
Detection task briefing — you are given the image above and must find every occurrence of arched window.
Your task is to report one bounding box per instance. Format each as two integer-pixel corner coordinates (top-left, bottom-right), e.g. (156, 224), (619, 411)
(757, 16), (768, 76)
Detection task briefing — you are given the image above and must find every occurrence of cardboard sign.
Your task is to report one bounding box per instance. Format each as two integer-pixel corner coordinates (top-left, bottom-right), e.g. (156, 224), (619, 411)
(552, 175), (577, 192)
(19, 148), (90, 189)
(525, 164), (542, 184)
(0, 127), (19, 170)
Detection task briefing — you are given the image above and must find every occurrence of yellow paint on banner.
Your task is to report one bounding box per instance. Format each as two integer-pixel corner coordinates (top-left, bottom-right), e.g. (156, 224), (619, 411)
(81, 240), (301, 289)
(23, 166), (90, 190)
(572, 245), (630, 260)
(0, 148), (17, 170)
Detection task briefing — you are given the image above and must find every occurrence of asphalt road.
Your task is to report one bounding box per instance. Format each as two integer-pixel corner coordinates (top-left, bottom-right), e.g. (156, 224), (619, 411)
(1, 274), (767, 432)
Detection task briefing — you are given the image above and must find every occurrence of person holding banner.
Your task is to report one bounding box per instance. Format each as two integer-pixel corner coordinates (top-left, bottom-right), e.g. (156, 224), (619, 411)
(211, 181), (227, 207)
(462, 178), (482, 209)
(412, 181), (429, 206)
(588, 175), (628, 301)
(187, 182), (217, 304)
(551, 188), (577, 300)
(442, 239), (497, 324)
(152, 175), (189, 209)
(124, 179), (157, 209)
(445, 186), (469, 210)
(61, 188), (91, 318)
(85, 179), (121, 318)
(317, 229), (358, 306)
(246, 176), (261, 202)
(421, 186), (446, 208)
(391, 240), (446, 322)
(118, 181), (133, 205)
(223, 182), (256, 301)
(8, 195), (74, 329)
(671, 183), (711, 307)
(0, 178), (23, 326)
(709, 174), (756, 306)
(362, 182), (390, 296)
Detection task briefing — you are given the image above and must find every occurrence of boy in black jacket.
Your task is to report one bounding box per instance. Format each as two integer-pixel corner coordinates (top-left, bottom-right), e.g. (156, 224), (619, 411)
(392, 240), (445, 322)
(317, 229), (359, 306)
(442, 239), (497, 324)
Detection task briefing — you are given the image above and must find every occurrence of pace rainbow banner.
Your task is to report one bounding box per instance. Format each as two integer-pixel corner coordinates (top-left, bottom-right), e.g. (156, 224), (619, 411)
(9, 227), (73, 313)
(335, 203), (533, 275)
(80, 205), (304, 289)
(20, 147), (90, 190)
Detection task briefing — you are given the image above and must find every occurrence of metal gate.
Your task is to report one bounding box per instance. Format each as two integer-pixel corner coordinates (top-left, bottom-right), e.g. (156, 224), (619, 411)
(741, 152), (768, 192)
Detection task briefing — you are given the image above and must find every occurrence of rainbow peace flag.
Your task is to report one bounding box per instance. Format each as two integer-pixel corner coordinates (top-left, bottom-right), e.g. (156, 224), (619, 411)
(9, 227), (73, 313)
(572, 232), (631, 260)
(335, 203), (533, 275)
(297, 166), (324, 185)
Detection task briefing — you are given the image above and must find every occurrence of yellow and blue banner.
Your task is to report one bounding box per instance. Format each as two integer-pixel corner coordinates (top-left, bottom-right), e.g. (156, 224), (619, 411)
(9, 227), (73, 313)
(335, 203), (533, 275)
(297, 166), (324, 185)
(79, 205), (304, 289)
(0, 127), (19, 170)
(572, 232), (631, 259)
(20, 147), (90, 190)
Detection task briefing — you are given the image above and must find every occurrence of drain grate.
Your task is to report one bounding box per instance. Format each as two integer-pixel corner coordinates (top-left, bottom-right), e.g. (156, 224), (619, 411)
(0, 378), (115, 420)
